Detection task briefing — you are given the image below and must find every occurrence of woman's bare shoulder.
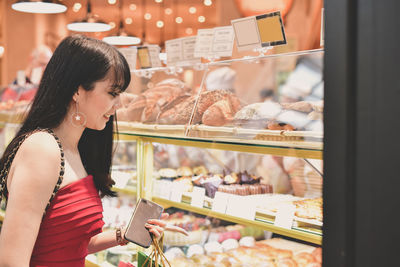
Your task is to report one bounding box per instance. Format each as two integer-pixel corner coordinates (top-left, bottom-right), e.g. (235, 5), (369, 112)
(10, 131), (61, 185)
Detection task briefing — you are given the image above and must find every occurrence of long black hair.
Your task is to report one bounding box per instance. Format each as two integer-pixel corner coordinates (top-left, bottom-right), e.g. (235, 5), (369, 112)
(0, 35), (131, 197)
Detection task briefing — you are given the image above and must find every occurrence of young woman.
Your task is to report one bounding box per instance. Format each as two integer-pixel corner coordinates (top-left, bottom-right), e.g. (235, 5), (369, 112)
(0, 35), (167, 267)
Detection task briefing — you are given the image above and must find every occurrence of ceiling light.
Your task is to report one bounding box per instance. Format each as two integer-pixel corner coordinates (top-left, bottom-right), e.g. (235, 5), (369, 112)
(165, 8), (172, 15)
(12, 0), (67, 14)
(73, 3), (82, 12)
(156, 20), (164, 28)
(129, 4), (136, 10)
(144, 13), (152, 20)
(175, 17), (183, 24)
(155, 0), (163, 3)
(198, 16), (205, 23)
(103, 0), (141, 46)
(189, 7), (196, 14)
(67, 1), (111, 32)
(204, 0), (212, 6)
(109, 22), (116, 29)
(108, 0), (116, 4)
(125, 17), (133, 24)
(186, 28), (193, 35)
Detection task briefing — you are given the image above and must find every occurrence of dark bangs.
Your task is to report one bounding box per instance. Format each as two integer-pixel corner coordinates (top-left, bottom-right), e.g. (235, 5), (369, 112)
(109, 50), (131, 94)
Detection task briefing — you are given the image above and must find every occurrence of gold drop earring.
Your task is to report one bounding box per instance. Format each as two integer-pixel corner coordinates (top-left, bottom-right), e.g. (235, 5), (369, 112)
(71, 101), (86, 127)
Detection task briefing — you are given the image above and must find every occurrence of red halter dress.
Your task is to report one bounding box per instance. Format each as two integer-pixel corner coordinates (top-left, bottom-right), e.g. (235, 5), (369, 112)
(30, 175), (104, 267)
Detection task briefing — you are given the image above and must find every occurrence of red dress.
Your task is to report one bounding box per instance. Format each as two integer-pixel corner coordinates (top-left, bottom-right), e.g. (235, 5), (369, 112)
(30, 175), (104, 267)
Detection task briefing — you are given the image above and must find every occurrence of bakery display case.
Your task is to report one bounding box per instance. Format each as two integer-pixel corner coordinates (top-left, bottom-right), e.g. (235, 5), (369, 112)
(117, 48), (324, 161)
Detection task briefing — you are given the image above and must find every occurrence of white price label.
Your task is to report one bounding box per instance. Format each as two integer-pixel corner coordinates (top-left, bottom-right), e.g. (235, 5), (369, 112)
(191, 186), (206, 208)
(169, 183), (184, 203)
(226, 195), (256, 220)
(148, 45), (162, 67)
(118, 47), (137, 71)
(194, 28), (214, 58)
(166, 37), (201, 66)
(274, 203), (295, 229)
(212, 26), (235, 57)
(211, 192), (229, 214)
(111, 170), (132, 189)
(159, 180), (173, 200)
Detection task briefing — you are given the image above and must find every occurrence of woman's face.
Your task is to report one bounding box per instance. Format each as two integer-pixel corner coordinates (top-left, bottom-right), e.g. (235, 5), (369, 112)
(76, 72), (123, 131)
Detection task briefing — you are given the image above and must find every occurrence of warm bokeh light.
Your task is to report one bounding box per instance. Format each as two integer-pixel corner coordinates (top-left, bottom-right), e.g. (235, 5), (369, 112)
(189, 7), (197, 14)
(109, 22), (116, 29)
(185, 28), (193, 35)
(175, 17), (183, 24)
(156, 20), (164, 28)
(108, 0), (117, 5)
(204, 0), (212, 6)
(129, 4), (137, 11)
(155, 0), (163, 3)
(165, 8), (172, 15)
(72, 3), (81, 12)
(198, 16), (206, 23)
(0, 46), (4, 58)
(144, 13), (152, 20)
(125, 17), (133, 24)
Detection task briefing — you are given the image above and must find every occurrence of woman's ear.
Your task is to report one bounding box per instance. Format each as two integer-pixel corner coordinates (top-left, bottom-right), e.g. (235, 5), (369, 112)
(73, 86), (83, 102)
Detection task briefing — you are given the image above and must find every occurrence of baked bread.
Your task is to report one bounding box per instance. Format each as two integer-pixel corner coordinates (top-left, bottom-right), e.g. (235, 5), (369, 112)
(202, 95), (242, 126)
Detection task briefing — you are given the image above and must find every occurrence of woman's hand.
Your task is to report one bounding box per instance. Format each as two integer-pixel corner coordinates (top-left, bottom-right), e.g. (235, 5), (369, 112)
(145, 213), (189, 239)
(145, 213), (169, 239)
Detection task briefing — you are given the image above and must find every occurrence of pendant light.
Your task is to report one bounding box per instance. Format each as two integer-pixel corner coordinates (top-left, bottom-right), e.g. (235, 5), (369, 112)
(12, 0), (67, 14)
(67, 0), (111, 33)
(103, 0), (141, 45)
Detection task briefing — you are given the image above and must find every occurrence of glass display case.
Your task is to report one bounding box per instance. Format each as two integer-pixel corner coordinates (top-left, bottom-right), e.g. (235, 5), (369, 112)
(0, 49), (324, 266)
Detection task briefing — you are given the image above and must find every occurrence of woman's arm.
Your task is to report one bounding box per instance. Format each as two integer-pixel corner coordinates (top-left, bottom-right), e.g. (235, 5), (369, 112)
(0, 133), (61, 267)
(87, 214), (169, 254)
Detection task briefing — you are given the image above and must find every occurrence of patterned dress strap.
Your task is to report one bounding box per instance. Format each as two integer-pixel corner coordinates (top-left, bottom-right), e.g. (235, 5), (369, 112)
(41, 128), (65, 217)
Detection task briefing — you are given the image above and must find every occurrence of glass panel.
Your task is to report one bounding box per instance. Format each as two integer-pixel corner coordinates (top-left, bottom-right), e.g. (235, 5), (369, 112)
(152, 142), (323, 244)
(117, 66), (207, 138)
(187, 50), (324, 149)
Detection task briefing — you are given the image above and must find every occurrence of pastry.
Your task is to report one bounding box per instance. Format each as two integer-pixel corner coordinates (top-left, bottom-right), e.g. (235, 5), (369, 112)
(202, 95), (242, 126)
(193, 165), (208, 175)
(223, 173), (240, 184)
(176, 166), (193, 177)
(173, 177), (193, 192)
(158, 168), (177, 179)
(293, 198), (323, 221)
(281, 101), (313, 113)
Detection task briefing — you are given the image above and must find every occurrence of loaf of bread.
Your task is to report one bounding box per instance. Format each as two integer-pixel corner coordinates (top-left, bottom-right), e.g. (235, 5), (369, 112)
(202, 95), (241, 126)
(159, 89), (235, 125)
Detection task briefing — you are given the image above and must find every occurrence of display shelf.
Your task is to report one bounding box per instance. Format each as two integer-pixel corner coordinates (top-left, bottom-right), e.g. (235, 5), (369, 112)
(152, 197), (322, 245)
(117, 130), (322, 160)
(112, 186), (136, 195)
(131, 49), (324, 77)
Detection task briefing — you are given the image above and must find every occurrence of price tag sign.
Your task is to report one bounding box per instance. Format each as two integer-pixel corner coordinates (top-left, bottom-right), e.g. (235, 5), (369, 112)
(226, 195), (256, 220)
(231, 11), (286, 51)
(211, 191), (229, 214)
(169, 182), (184, 203)
(159, 180), (173, 200)
(166, 36), (201, 66)
(212, 26), (235, 57)
(274, 203), (295, 229)
(137, 45), (162, 69)
(118, 47), (137, 71)
(194, 28), (214, 58)
(111, 170), (132, 189)
(191, 186), (206, 208)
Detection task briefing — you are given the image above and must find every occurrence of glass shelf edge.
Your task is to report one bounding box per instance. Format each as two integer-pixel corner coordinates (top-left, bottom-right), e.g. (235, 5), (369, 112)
(131, 48), (324, 74)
